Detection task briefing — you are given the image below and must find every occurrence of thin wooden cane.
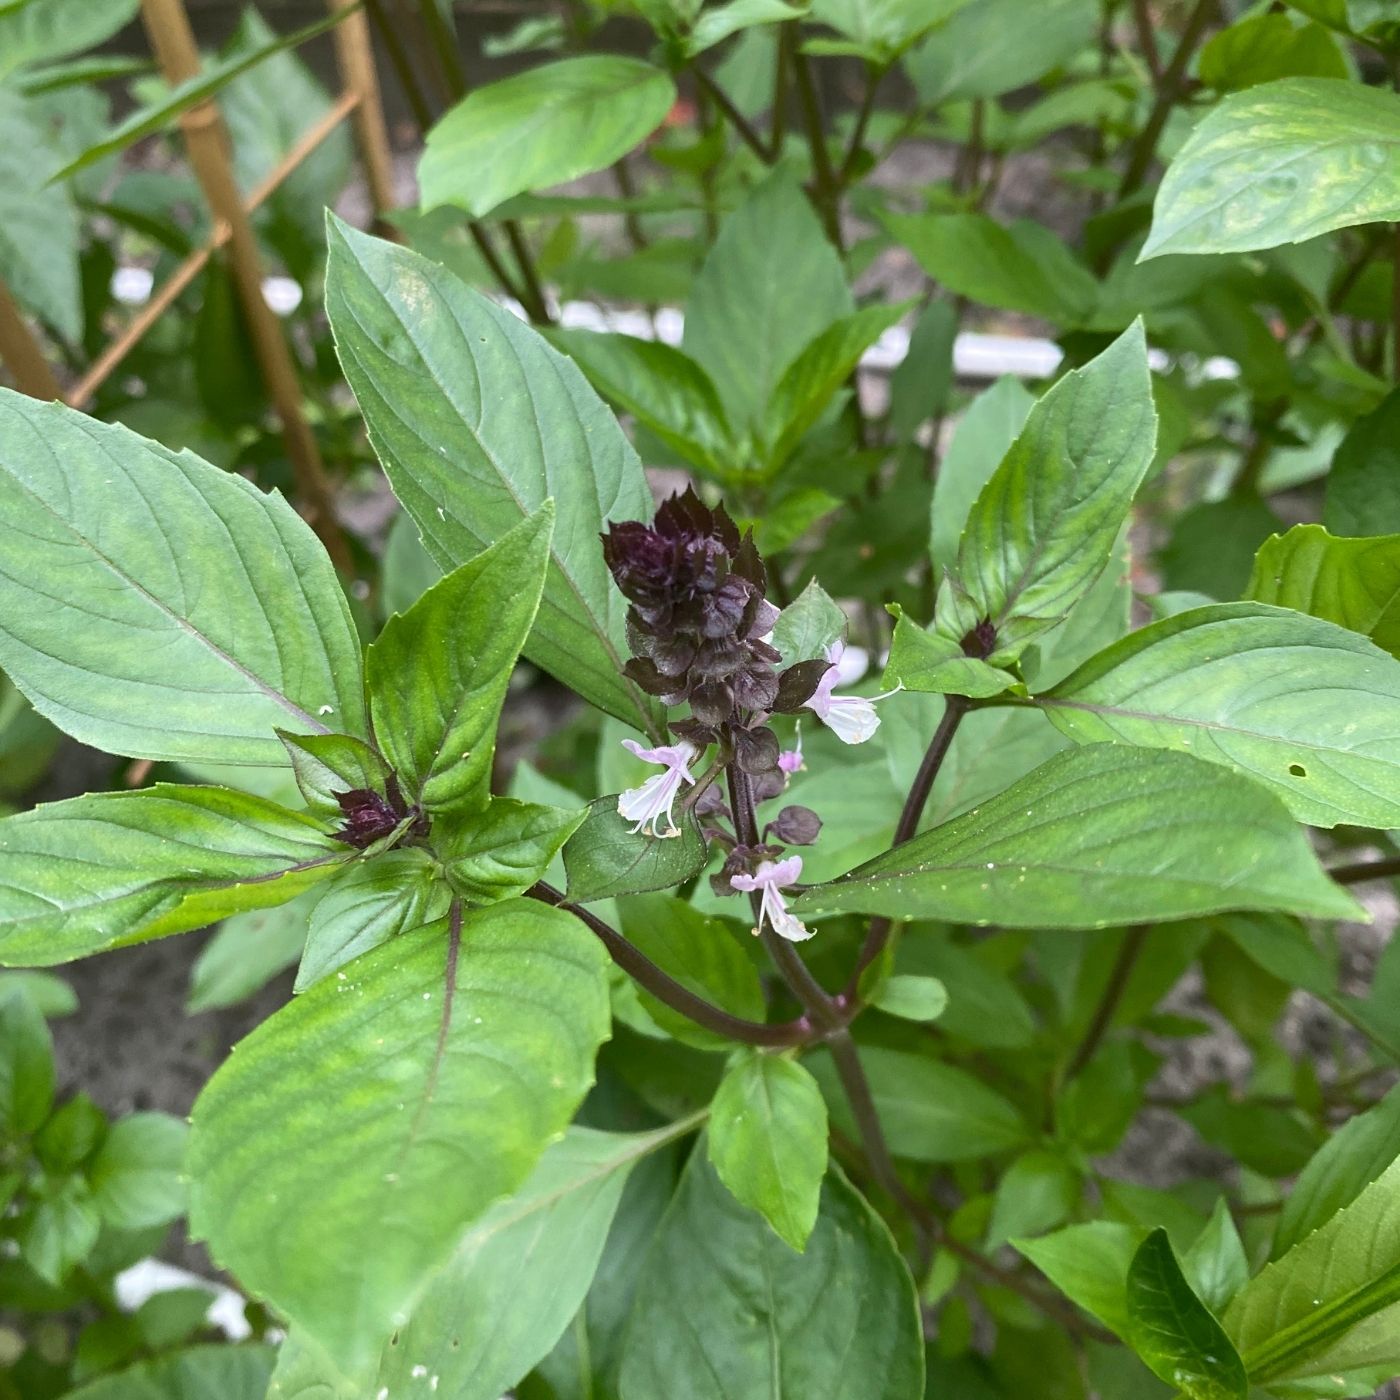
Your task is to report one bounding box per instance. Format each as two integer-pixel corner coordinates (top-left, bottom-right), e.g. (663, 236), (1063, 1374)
(139, 0), (352, 572)
(0, 277), (61, 400)
(328, 0), (397, 224)
(66, 90), (359, 411)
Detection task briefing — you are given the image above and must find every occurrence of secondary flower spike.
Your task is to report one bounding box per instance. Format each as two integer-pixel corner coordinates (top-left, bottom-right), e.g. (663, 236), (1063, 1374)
(731, 856), (812, 942)
(804, 642), (901, 744)
(617, 738), (699, 838)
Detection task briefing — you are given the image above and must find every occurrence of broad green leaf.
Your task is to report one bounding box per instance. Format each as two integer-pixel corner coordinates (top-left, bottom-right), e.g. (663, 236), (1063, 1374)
(763, 303), (909, 469)
(883, 609), (1018, 697)
(617, 894), (765, 1049)
(0, 86), (79, 340)
(0, 970), (76, 1018)
(898, 939), (1035, 1048)
(771, 579), (846, 664)
(187, 901), (610, 1371)
(618, 1151), (924, 1399)
(872, 973), (948, 1022)
(794, 745), (1361, 927)
(1273, 1083), (1400, 1259)
(985, 1149), (1079, 1248)
(564, 798), (708, 902)
(369, 506), (552, 814)
(281, 1121), (692, 1400)
(1142, 78), (1400, 259)
(688, 0), (807, 53)
(0, 786), (345, 967)
(88, 1112), (188, 1230)
(443, 797), (586, 905)
(905, 0), (1097, 103)
(707, 1052), (828, 1251)
(1226, 1155), (1400, 1383)
(187, 893), (317, 1013)
(420, 56), (676, 217)
(934, 322), (1156, 661)
(1287, 0), (1400, 43)
(382, 510), (442, 618)
(683, 168), (852, 436)
(18, 1174), (99, 1282)
(1126, 1229), (1247, 1400)
(45, 7), (358, 182)
(1325, 388), (1400, 538)
(0, 986), (53, 1134)
(810, 1045), (1028, 1162)
(0, 392), (366, 764)
(324, 218), (660, 734)
(550, 330), (736, 480)
(0, 0), (139, 77)
(811, 0), (964, 60)
(1039, 601), (1400, 829)
(62, 1345), (276, 1400)
(1247, 525), (1400, 657)
(929, 375), (1034, 575)
(1198, 13), (1348, 92)
(1183, 1200), (1250, 1315)
(885, 213), (1098, 325)
(278, 731), (392, 818)
(294, 851), (450, 992)
(1024, 529), (1133, 690)
(1015, 1220), (1143, 1338)
(889, 298), (956, 437)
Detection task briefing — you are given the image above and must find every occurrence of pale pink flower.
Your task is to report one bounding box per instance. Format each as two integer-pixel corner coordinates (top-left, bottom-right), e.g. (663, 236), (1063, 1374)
(616, 739), (699, 838)
(804, 642), (900, 744)
(777, 724), (805, 776)
(731, 856), (812, 942)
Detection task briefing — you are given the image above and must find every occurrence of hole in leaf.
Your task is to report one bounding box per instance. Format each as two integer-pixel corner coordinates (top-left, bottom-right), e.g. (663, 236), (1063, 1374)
(1289, 763), (1307, 777)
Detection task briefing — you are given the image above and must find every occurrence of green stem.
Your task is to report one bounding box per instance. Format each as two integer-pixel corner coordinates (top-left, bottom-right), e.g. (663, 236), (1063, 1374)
(791, 45), (843, 251)
(1063, 925), (1149, 1079)
(415, 0), (466, 100)
(694, 67), (775, 165)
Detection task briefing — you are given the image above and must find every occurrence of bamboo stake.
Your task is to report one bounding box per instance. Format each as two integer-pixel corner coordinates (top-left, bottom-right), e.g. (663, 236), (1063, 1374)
(139, 0), (352, 572)
(67, 91), (359, 411)
(0, 278), (61, 400)
(328, 0), (397, 223)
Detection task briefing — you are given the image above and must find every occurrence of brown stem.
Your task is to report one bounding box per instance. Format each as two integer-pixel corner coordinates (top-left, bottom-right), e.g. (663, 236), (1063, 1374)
(1064, 924), (1149, 1079)
(503, 220), (552, 325)
(848, 696), (968, 994)
(530, 882), (813, 1047)
(836, 62), (884, 188)
(1328, 855), (1400, 885)
(1118, 0), (1217, 199)
(694, 67), (775, 165)
(791, 46), (844, 252)
(363, 0), (434, 132)
(1131, 0), (1164, 87)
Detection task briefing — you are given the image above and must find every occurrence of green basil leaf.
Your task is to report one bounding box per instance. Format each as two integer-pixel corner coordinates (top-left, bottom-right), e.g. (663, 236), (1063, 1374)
(763, 303), (910, 469)
(872, 973), (948, 1023)
(688, 0), (807, 55)
(682, 168), (852, 437)
(795, 745), (1359, 927)
(809, 1045), (1029, 1162)
(0, 987), (54, 1135)
(1015, 1220), (1143, 1338)
(62, 1345), (276, 1400)
(883, 611), (1018, 697)
(0, 786), (346, 967)
(1273, 1083), (1400, 1260)
(443, 797), (586, 905)
(0, 392), (366, 764)
(369, 505), (552, 815)
(810, 0), (959, 61)
(1227, 1153), (1400, 1382)
(1126, 1229), (1246, 1400)
(0, 0), (140, 76)
(709, 1052), (828, 1252)
(1040, 601), (1400, 829)
(617, 894), (766, 1050)
(1325, 388), (1400, 538)
(563, 799), (708, 903)
(771, 579), (847, 664)
(1198, 12), (1347, 92)
(88, 1112), (188, 1230)
(1182, 1199), (1250, 1315)
(324, 218), (660, 735)
(1247, 525), (1400, 658)
(420, 56), (676, 217)
(17, 1175), (100, 1284)
(1143, 77), (1400, 258)
(934, 322), (1155, 660)
(294, 851), (451, 992)
(550, 330), (737, 481)
(985, 1149), (1080, 1248)
(619, 1150), (925, 1399)
(188, 901), (610, 1372)
(278, 731), (393, 818)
